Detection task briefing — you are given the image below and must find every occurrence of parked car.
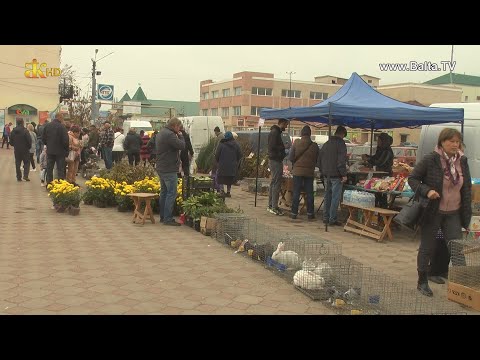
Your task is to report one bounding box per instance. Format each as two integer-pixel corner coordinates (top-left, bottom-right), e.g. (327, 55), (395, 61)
(391, 146), (417, 166)
(400, 141), (418, 148)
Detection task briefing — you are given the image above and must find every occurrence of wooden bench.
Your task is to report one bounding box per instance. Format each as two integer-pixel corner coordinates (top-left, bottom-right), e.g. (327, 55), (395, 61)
(342, 203), (399, 242)
(127, 192), (159, 225)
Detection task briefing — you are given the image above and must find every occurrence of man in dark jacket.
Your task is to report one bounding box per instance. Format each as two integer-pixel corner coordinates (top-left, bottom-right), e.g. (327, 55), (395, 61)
(9, 119), (32, 181)
(123, 128), (142, 166)
(179, 124), (194, 176)
(318, 125), (348, 226)
(36, 120), (48, 163)
(87, 125), (99, 149)
(43, 113), (69, 185)
(156, 117), (185, 226)
(215, 131), (242, 197)
(267, 118), (288, 215)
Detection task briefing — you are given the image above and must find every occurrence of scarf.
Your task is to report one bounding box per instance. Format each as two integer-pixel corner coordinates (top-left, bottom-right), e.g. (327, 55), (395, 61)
(436, 146), (460, 185)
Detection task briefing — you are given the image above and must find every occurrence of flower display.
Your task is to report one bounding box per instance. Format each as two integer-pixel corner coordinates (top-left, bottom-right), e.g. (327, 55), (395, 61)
(132, 176), (160, 194)
(47, 179), (81, 210)
(83, 176), (117, 206)
(114, 181), (135, 211)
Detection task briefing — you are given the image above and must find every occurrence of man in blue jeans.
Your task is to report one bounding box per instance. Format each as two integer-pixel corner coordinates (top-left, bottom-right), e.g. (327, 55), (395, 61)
(317, 126), (348, 226)
(155, 117), (185, 226)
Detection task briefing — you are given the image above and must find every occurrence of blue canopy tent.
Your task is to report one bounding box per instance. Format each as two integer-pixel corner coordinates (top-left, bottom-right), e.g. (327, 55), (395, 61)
(260, 72), (464, 132)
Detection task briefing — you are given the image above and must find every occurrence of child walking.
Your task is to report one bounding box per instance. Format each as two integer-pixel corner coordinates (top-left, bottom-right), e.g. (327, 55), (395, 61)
(39, 145), (47, 186)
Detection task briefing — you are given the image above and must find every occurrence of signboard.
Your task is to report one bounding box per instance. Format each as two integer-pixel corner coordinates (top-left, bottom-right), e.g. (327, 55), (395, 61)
(258, 117), (265, 127)
(59, 105), (69, 114)
(7, 104), (38, 116)
(123, 101), (142, 115)
(97, 84), (114, 101)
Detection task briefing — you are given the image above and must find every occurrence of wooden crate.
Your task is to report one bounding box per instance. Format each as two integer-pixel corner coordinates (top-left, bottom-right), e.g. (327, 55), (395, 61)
(200, 216), (217, 236)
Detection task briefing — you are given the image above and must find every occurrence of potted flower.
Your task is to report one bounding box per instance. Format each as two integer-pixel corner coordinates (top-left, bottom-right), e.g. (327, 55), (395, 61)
(133, 176), (160, 212)
(83, 176), (117, 207)
(47, 179), (81, 214)
(114, 182), (135, 212)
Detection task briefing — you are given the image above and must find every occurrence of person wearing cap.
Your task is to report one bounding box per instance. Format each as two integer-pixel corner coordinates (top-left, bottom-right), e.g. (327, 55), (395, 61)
(215, 131), (242, 197)
(267, 118), (289, 216)
(98, 121), (114, 169)
(317, 125), (348, 226)
(288, 125), (319, 220)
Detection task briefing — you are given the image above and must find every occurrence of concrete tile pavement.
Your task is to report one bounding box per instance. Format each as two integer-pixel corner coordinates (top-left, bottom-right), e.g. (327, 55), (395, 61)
(0, 150), (335, 315)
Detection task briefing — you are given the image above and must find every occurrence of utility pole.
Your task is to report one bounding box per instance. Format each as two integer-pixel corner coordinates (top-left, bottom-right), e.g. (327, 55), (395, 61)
(286, 71), (295, 136)
(90, 49), (98, 125)
(449, 45), (454, 85)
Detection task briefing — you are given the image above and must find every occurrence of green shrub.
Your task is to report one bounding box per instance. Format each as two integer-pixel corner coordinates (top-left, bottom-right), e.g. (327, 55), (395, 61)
(196, 137), (216, 173)
(100, 162), (157, 184)
(236, 137), (270, 179)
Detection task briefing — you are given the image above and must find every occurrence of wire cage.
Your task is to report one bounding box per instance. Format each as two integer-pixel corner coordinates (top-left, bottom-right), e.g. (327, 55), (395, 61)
(212, 213), (255, 247)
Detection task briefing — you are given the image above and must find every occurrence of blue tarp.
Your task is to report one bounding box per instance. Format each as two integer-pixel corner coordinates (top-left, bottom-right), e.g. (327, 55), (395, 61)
(260, 72), (464, 129)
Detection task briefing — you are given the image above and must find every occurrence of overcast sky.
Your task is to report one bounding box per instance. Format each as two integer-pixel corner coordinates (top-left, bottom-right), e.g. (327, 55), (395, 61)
(60, 45), (479, 103)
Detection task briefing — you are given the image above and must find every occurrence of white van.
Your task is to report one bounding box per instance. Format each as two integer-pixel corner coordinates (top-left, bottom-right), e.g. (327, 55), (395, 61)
(418, 103), (480, 178)
(178, 116), (225, 155)
(122, 120), (153, 136)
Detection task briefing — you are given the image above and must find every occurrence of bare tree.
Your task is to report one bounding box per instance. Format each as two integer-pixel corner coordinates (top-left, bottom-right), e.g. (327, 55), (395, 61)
(60, 64), (92, 127)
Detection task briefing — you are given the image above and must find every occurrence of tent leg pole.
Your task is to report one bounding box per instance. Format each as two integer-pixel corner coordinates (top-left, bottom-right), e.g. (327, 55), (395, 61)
(370, 125), (374, 156)
(254, 125), (262, 207)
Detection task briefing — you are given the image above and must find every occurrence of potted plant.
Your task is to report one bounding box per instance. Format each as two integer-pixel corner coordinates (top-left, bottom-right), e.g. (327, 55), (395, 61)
(114, 182), (135, 212)
(83, 176), (117, 207)
(47, 179), (81, 214)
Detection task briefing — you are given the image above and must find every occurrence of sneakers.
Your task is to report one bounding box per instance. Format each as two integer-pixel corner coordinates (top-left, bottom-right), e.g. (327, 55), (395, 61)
(270, 208), (284, 216)
(23, 177), (30, 182)
(31, 168), (36, 172)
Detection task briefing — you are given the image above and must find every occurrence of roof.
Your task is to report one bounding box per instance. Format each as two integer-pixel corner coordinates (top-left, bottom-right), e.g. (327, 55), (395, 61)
(141, 99), (199, 117)
(131, 87), (151, 105)
(119, 92), (131, 102)
(260, 72), (464, 129)
(424, 73), (480, 86)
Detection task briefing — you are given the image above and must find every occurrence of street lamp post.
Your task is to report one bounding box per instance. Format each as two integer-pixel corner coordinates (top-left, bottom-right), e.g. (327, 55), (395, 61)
(286, 71), (295, 136)
(90, 49), (114, 125)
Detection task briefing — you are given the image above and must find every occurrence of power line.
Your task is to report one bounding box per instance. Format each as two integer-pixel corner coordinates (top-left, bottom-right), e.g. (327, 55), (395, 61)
(0, 60), (25, 69)
(0, 79), (58, 89)
(0, 82), (57, 94)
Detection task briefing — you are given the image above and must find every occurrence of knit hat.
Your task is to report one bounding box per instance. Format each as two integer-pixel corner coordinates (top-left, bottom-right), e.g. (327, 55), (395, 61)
(224, 131), (233, 140)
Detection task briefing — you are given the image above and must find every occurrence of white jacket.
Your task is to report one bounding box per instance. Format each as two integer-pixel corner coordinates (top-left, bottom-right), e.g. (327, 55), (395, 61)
(112, 132), (125, 151)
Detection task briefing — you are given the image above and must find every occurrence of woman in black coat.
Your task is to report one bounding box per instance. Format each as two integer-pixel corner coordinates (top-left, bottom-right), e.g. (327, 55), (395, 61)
(408, 128), (472, 297)
(215, 131), (242, 197)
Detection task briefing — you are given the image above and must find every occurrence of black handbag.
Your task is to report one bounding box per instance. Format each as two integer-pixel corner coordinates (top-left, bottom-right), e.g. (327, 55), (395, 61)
(394, 185), (430, 231)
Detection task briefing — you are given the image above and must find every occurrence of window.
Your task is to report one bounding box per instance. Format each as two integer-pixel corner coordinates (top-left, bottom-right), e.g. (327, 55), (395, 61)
(309, 92), (328, 100)
(400, 134), (408, 143)
(211, 108), (218, 116)
(234, 87), (242, 96)
(202, 92), (209, 100)
(212, 90), (219, 99)
(465, 95), (469, 102)
(222, 88), (230, 97)
(233, 106), (241, 116)
(237, 119), (244, 127)
(251, 87), (273, 96)
(221, 107), (229, 117)
(477, 96), (480, 101)
(281, 89), (301, 98)
(251, 106), (271, 116)
(368, 79), (372, 84)
(201, 109), (208, 116)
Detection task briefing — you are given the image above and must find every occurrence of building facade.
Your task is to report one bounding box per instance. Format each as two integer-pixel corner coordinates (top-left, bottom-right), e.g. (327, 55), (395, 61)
(0, 45), (62, 131)
(425, 73), (480, 103)
(199, 71), (462, 145)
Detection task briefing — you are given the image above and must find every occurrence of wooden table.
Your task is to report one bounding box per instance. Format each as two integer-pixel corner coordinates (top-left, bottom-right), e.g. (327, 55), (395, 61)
(127, 192), (159, 225)
(342, 203), (399, 242)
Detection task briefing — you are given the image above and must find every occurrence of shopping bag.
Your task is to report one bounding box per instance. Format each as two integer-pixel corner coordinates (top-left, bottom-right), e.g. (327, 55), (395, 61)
(66, 150), (76, 162)
(394, 187), (429, 231)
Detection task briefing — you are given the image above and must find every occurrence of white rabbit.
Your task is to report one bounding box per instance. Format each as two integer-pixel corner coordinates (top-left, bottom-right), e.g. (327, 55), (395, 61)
(272, 242), (300, 269)
(314, 262), (333, 280)
(293, 270), (325, 290)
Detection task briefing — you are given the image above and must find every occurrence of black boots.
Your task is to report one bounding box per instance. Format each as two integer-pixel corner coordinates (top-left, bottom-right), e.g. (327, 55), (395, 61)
(428, 275), (445, 284)
(417, 271), (433, 297)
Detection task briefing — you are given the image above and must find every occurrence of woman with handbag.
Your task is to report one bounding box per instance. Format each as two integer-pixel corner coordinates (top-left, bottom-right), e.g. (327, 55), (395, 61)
(66, 125), (82, 186)
(408, 128), (472, 297)
(288, 125), (319, 220)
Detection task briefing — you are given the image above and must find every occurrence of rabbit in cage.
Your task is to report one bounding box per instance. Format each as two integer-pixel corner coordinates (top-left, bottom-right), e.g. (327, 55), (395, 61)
(272, 242), (300, 270)
(314, 262), (333, 281)
(293, 270), (325, 290)
(302, 259), (317, 272)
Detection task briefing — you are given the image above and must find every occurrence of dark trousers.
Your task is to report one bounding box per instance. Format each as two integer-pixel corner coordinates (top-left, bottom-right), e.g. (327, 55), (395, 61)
(2, 135), (9, 148)
(418, 211), (465, 274)
(291, 175), (314, 216)
(430, 229), (450, 276)
(128, 152), (140, 166)
(113, 151), (124, 164)
(14, 151), (30, 180)
(46, 154), (66, 184)
(29, 153), (36, 169)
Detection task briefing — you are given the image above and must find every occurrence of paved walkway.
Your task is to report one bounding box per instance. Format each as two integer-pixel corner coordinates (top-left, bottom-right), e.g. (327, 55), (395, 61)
(0, 150), (335, 315)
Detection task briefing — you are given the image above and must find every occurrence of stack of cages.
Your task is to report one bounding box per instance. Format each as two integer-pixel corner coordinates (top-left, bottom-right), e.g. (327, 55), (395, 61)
(183, 175), (214, 199)
(448, 238), (480, 312)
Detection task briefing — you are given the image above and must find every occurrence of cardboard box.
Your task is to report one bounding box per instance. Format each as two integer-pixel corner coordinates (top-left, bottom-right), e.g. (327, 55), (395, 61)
(470, 216), (480, 232)
(472, 184), (480, 202)
(447, 281), (480, 311)
(200, 216), (217, 236)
